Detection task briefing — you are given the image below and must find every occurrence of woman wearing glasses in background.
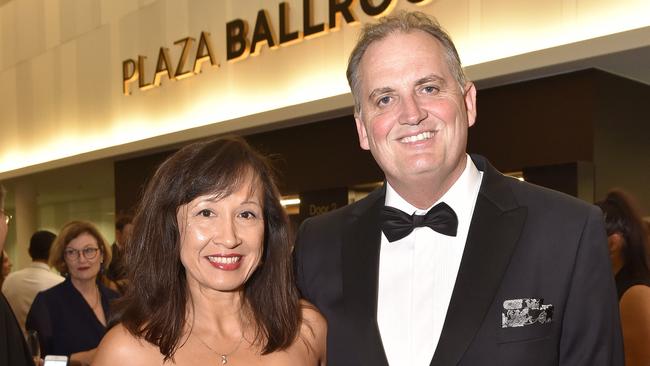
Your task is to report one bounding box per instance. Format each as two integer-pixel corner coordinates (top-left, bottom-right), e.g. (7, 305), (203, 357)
(26, 221), (118, 366)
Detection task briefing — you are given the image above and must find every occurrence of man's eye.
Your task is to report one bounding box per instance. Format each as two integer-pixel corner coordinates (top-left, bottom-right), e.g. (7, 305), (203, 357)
(422, 85), (439, 94)
(377, 96), (391, 106)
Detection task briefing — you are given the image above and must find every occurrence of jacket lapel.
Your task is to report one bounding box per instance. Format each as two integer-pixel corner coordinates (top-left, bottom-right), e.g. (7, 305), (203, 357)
(431, 155), (527, 366)
(341, 187), (390, 366)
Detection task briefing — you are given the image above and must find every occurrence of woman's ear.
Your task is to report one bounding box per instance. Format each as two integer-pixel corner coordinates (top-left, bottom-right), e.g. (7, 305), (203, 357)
(607, 232), (625, 254)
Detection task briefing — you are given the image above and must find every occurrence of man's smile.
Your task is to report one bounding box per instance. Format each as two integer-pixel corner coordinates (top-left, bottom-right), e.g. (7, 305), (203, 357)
(399, 131), (434, 144)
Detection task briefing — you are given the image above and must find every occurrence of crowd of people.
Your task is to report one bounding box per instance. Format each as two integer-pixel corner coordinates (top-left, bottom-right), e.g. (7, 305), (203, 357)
(0, 10), (649, 366)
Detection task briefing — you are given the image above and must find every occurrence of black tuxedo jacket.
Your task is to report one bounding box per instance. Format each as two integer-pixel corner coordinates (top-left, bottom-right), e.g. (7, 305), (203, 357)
(295, 155), (623, 366)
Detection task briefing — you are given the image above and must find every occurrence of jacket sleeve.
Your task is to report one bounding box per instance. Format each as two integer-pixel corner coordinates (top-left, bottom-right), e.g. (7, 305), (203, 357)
(1, 294), (35, 366)
(294, 218), (312, 302)
(559, 206), (624, 365)
(25, 292), (53, 357)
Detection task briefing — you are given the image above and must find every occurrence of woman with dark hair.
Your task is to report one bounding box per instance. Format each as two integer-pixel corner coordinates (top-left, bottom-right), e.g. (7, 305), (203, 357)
(596, 190), (650, 366)
(26, 220), (118, 365)
(94, 137), (326, 365)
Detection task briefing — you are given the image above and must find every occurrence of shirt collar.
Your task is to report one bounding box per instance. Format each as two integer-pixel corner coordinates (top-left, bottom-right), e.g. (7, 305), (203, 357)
(385, 154), (482, 218)
(29, 261), (52, 271)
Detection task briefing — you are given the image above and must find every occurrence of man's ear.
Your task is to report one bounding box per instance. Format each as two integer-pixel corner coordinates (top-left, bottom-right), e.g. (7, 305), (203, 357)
(464, 82), (477, 128)
(355, 114), (370, 151)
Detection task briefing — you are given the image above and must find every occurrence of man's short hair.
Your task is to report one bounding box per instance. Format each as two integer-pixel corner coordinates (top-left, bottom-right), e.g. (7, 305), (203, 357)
(28, 230), (57, 261)
(115, 214), (133, 231)
(346, 11), (467, 115)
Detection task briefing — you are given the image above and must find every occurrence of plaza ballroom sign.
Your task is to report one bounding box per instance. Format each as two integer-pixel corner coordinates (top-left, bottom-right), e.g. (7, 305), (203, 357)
(122, 0), (429, 95)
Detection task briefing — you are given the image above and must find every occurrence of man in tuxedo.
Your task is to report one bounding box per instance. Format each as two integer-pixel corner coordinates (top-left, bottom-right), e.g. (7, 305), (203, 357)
(294, 11), (623, 366)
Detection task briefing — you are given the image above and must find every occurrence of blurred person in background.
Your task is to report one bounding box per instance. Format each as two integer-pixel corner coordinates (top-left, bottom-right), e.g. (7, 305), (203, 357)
(596, 190), (650, 366)
(106, 214), (133, 294)
(0, 183), (36, 366)
(26, 220), (118, 366)
(3, 230), (64, 334)
(1, 249), (11, 286)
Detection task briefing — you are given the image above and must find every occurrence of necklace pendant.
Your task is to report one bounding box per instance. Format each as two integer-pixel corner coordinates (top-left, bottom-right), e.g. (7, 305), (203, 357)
(221, 354), (227, 364)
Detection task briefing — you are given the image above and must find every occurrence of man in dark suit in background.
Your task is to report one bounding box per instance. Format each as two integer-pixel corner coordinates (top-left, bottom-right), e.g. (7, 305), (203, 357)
(106, 214), (133, 294)
(294, 11), (623, 366)
(0, 184), (35, 366)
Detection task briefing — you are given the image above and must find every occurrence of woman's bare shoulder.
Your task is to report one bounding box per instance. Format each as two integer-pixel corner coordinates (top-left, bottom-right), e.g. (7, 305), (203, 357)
(621, 284), (650, 310)
(299, 300), (327, 364)
(93, 324), (165, 365)
(301, 300), (326, 330)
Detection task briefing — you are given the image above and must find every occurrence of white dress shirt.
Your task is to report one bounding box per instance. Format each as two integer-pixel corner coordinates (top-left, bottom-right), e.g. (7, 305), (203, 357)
(2, 261), (64, 334)
(377, 155), (483, 366)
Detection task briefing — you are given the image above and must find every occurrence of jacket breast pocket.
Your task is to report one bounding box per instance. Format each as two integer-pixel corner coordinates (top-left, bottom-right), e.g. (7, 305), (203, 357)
(497, 322), (552, 344)
(497, 325), (556, 365)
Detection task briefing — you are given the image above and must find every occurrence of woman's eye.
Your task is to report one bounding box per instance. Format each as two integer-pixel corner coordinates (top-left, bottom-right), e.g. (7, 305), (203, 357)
(198, 209), (213, 217)
(239, 211), (257, 219)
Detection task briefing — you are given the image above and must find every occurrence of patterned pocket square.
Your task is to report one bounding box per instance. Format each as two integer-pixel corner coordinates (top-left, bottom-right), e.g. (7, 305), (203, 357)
(502, 298), (553, 328)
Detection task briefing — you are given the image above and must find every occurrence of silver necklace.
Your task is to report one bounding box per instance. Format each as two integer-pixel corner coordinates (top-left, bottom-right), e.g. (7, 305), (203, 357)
(83, 285), (100, 309)
(193, 332), (244, 365)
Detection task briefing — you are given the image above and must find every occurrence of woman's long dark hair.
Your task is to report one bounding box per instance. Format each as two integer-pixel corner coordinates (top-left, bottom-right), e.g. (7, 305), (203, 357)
(595, 190), (650, 278)
(116, 136), (300, 360)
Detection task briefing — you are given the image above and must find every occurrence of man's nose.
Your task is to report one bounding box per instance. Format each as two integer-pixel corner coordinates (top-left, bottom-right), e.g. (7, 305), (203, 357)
(398, 94), (427, 125)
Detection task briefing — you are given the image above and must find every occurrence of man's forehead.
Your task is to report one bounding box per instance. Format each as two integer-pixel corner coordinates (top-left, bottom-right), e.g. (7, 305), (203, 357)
(358, 31), (451, 90)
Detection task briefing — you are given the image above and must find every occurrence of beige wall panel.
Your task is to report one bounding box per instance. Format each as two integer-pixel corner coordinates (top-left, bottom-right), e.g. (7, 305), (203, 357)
(475, 0), (564, 62)
(59, 0), (101, 44)
(44, 0), (62, 51)
(30, 50), (57, 137)
(14, 0), (46, 66)
(0, 68), (18, 150)
(428, 0), (471, 59)
(138, 0), (158, 9)
(14, 61), (36, 149)
(76, 25), (112, 139)
(0, 1), (16, 69)
(162, 0), (190, 38)
(58, 41), (79, 148)
(99, 0), (138, 26)
(1, 0), (650, 178)
(575, 0), (650, 30)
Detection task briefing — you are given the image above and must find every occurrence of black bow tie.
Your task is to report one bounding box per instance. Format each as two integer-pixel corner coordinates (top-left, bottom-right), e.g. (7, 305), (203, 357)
(380, 203), (458, 242)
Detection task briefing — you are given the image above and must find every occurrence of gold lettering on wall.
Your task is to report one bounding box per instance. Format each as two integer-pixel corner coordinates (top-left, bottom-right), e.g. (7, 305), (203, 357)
(193, 32), (219, 73)
(122, 59), (138, 96)
(122, 0), (404, 95)
(174, 37), (195, 80)
(153, 47), (174, 87)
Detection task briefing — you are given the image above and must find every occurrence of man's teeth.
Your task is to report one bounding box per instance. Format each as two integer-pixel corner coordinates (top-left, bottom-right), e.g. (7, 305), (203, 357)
(207, 256), (241, 264)
(401, 131), (432, 143)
